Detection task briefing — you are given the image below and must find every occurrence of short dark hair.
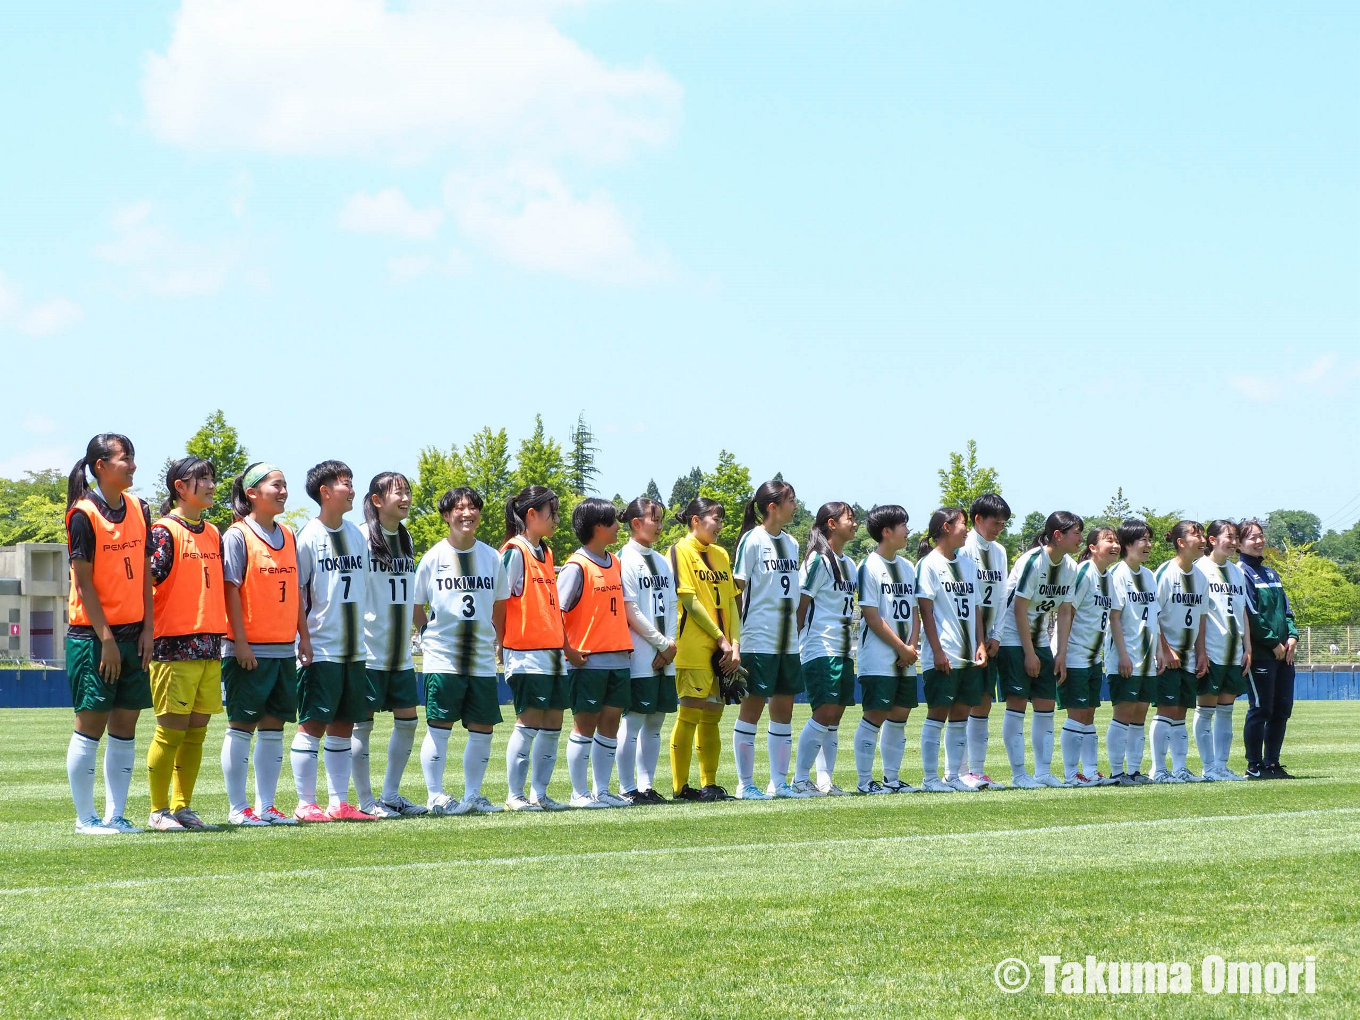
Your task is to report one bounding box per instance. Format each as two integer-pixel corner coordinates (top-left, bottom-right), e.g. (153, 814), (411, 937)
(970, 493), (1011, 524)
(573, 497), (618, 545)
(865, 504), (908, 543)
(439, 486), (484, 516)
(1116, 518), (1152, 554)
(305, 460), (352, 503)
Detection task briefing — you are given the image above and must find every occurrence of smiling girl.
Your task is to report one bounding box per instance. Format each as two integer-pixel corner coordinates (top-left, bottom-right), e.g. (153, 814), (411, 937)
(1193, 521), (1251, 781)
(1103, 519), (1159, 785)
(1151, 521), (1210, 783)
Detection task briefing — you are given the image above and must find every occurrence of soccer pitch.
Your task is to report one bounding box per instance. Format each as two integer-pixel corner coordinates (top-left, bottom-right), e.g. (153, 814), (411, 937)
(2, 704), (1357, 1019)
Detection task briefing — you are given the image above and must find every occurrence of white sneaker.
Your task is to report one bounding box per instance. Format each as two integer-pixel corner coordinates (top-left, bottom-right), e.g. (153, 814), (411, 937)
(593, 790), (631, 808)
(1011, 773), (1043, 790)
(75, 815), (120, 835)
(1173, 767), (1204, 783)
(738, 784), (772, 800)
(1199, 768), (1223, 782)
(229, 807), (271, 827)
(791, 778), (824, 797)
(463, 794), (502, 814)
(361, 799), (402, 819)
(1152, 769), (1183, 784)
(379, 793), (429, 817)
(1216, 766), (1246, 781)
(945, 776), (978, 792)
(817, 779), (850, 797)
(504, 794), (543, 812)
(102, 814), (144, 834)
(769, 781), (805, 798)
(1090, 771), (1118, 786)
(921, 777), (955, 793)
(427, 792), (463, 816)
(257, 805), (300, 825)
(570, 793), (609, 809)
(1033, 772), (1065, 788)
(1065, 773), (1099, 788)
(529, 791), (568, 811)
(856, 780), (893, 795)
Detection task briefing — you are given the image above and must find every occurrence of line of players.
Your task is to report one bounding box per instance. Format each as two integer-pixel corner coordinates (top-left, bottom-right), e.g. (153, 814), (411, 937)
(61, 432), (1289, 833)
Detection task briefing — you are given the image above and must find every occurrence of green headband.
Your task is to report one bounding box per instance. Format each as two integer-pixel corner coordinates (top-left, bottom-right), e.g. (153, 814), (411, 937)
(243, 463), (280, 489)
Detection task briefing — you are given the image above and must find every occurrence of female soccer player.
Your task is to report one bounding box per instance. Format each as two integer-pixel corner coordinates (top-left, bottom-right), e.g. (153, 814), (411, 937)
(960, 493), (1010, 789)
(1237, 519), (1299, 780)
(64, 434), (153, 834)
(730, 479), (801, 800)
(501, 485), (569, 811)
(618, 496), (678, 804)
(997, 511), (1083, 789)
(791, 502), (859, 797)
(413, 487), (509, 814)
(1151, 520), (1210, 783)
(354, 471), (425, 817)
(221, 463), (304, 826)
(1194, 520), (1251, 781)
(1103, 519), (1159, 785)
(559, 498), (635, 808)
(853, 504), (919, 795)
(1052, 526), (1119, 787)
(668, 496), (740, 802)
(914, 508), (988, 794)
(145, 457), (228, 831)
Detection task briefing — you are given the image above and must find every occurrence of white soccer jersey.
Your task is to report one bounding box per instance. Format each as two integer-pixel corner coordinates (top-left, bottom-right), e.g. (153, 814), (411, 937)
(964, 529), (1008, 644)
(798, 550), (858, 663)
(413, 539), (509, 678)
(999, 546), (1077, 649)
(915, 548), (981, 672)
(856, 551), (917, 678)
(296, 518), (368, 663)
(733, 527), (801, 655)
(1105, 561), (1160, 677)
(362, 523), (416, 672)
(1194, 557), (1249, 667)
(619, 540), (678, 678)
(1156, 559), (1208, 673)
(1056, 561), (1114, 669)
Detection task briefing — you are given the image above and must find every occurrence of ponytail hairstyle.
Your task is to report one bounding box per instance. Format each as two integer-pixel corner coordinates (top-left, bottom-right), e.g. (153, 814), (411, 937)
(622, 495), (664, 531)
(1205, 519), (1238, 557)
(1165, 519), (1205, 555)
(915, 536), (934, 561)
(162, 456), (216, 516)
(1237, 518), (1266, 546)
(674, 496), (725, 532)
(365, 471), (414, 568)
(1032, 510), (1084, 550)
(927, 507), (966, 543)
(505, 485), (559, 540)
(1078, 526), (1116, 563)
(1115, 518), (1152, 557)
(67, 433), (134, 509)
(230, 461), (282, 520)
(805, 501), (853, 585)
(737, 478), (796, 542)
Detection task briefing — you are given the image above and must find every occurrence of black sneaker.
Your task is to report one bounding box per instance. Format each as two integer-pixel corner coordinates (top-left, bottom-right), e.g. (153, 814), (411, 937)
(618, 789), (644, 805)
(699, 784), (736, 802)
(1113, 772), (1136, 787)
(1266, 762), (1298, 779)
(675, 784), (703, 801)
(1245, 764), (1267, 780)
(643, 788), (669, 805)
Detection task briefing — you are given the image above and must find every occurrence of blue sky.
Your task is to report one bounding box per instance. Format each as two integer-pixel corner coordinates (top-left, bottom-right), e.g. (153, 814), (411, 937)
(2, 0), (1357, 532)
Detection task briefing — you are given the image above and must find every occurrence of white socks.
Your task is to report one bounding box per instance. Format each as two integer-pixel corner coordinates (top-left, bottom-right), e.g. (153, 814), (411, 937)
(592, 734), (618, 796)
(254, 728), (285, 813)
(854, 718), (880, 786)
(67, 731), (100, 821)
(463, 730), (493, 798)
(638, 713), (664, 791)
(794, 719), (828, 784)
(1031, 710), (1055, 777)
(322, 734), (352, 807)
(422, 724), (452, 797)
(816, 726), (839, 787)
(567, 732), (593, 798)
(920, 718), (944, 781)
(1150, 715), (1171, 774)
(1060, 720), (1084, 781)
(291, 732), (321, 804)
(1193, 707), (1215, 774)
(384, 717), (418, 802)
(768, 720), (792, 786)
(531, 728), (560, 799)
(506, 724), (535, 798)
(222, 726), (252, 815)
(1127, 723), (1146, 775)
(966, 715), (989, 776)
(879, 719), (906, 783)
(1169, 719), (1189, 774)
(617, 712), (642, 793)
(103, 734), (135, 820)
(943, 720), (967, 780)
(351, 720), (375, 807)
(732, 720), (758, 789)
(1081, 723), (1098, 776)
(1106, 720), (1129, 775)
(1002, 709), (1027, 776)
(1213, 703), (1235, 770)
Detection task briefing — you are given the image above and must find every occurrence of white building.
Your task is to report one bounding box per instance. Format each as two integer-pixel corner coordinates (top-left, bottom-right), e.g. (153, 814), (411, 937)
(0, 542), (68, 662)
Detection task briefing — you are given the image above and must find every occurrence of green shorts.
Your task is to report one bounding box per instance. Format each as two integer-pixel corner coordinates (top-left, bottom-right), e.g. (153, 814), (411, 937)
(1156, 667), (1198, 709)
(859, 673), (919, 712)
(297, 659), (369, 725)
(425, 673), (503, 727)
(1209, 661), (1250, 697)
(981, 659), (1000, 702)
(222, 656), (298, 723)
(628, 673), (679, 715)
(1058, 665), (1103, 710)
(998, 646), (1058, 702)
(1196, 664), (1223, 698)
(66, 637), (152, 714)
(802, 656), (856, 709)
(569, 668), (631, 714)
(922, 664), (984, 708)
(366, 667), (419, 712)
(744, 652), (802, 699)
(509, 672), (572, 715)
(1107, 672), (1156, 706)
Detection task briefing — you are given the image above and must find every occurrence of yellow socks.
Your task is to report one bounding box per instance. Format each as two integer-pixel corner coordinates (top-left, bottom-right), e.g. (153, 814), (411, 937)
(669, 707), (702, 794)
(147, 725), (186, 812)
(697, 709), (723, 787)
(171, 725), (208, 813)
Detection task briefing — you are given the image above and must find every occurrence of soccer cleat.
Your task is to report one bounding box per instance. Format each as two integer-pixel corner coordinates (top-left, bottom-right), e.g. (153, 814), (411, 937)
(427, 792), (463, 816)
(172, 807), (219, 831)
(258, 805), (299, 825)
(817, 779), (851, 797)
(1010, 773), (1043, 790)
(698, 784), (737, 801)
(293, 802), (331, 823)
(1033, 773), (1065, 788)
(464, 794), (502, 814)
(1091, 771), (1117, 786)
(148, 809), (187, 832)
(921, 777), (956, 793)
(857, 780), (892, 795)
(770, 781), (808, 798)
(1266, 763), (1298, 780)
(594, 790), (632, 808)
(1066, 773), (1099, 788)
(790, 779), (824, 797)
(1172, 768), (1204, 783)
(1198, 769), (1221, 782)
(1216, 766), (1246, 781)
(1128, 771), (1152, 785)
(504, 794), (543, 812)
(230, 807), (272, 827)
(946, 776), (979, 793)
(360, 799), (402, 819)
(737, 784), (772, 801)
(75, 815), (121, 835)
(618, 789), (644, 804)
(1152, 770), (1182, 784)
(570, 792), (609, 809)
(883, 778), (922, 794)
(960, 772), (999, 790)
(674, 784), (704, 801)
(529, 791), (569, 811)
(642, 788), (669, 804)
(1111, 772), (1136, 787)
(326, 802), (378, 822)
(102, 815), (144, 834)
(379, 793), (429, 817)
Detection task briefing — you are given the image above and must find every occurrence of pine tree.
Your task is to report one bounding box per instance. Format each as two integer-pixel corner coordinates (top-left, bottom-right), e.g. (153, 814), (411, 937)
(643, 478), (663, 503)
(669, 467), (703, 510)
(568, 412), (600, 495)
(1105, 487), (1131, 520)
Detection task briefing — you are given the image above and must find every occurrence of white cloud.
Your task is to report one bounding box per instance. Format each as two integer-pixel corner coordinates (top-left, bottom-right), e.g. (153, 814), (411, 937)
(93, 201), (245, 297)
(21, 414), (57, 435)
(0, 270), (83, 337)
(340, 188), (443, 240)
(142, 0), (680, 165)
(445, 164), (667, 284)
(1230, 355), (1360, 402)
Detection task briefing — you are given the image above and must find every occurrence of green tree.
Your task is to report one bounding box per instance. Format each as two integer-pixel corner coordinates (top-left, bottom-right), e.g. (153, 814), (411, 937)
(1137, 506), (1184, 570)
(154, 410), (251, 529)
(1105, 487), (1131, 520)
(938, 440), (1001, 510)
(513, 415), (571, 494)
(1317, 519), (1360, 565)
(699, 450), (753, 554)
(1265, 509), (1322, 550)
(668, 467), (703, 511)
(568, 412), (600, 496)
(1270, 542), (1360, 626)
(464, 427), (514, 549)
(407, 444), (468, 556)
(0, 470), (66, 544)
(643, 478), (663, 503)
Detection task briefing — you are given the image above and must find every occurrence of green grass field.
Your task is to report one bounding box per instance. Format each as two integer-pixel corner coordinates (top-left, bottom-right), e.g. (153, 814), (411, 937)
(2, 703), (1357, 1019)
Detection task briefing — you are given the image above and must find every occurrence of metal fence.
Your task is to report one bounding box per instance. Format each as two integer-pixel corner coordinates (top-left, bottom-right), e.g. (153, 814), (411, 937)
(1296, 626), (1360, 666)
